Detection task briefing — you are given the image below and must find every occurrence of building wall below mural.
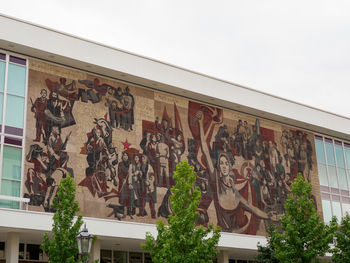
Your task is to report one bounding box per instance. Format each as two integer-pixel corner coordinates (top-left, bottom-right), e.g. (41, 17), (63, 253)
(23, 59), (321, 236)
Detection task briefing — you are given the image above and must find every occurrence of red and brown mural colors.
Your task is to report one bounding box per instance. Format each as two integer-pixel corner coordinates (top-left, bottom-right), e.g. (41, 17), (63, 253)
(23, 59), (321, 235)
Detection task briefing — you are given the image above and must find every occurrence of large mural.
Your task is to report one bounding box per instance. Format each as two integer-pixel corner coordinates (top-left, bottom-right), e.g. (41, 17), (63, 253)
(23, 59), (320, 235)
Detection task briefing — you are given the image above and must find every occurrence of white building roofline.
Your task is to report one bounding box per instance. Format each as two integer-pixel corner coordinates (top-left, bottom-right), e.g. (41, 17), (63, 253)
(1, 13), (350, 141)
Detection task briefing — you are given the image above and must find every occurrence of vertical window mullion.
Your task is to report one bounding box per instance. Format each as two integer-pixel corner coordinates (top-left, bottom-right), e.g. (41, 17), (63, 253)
(0, 54), (9, 191)
(19, 61), (29, 203)
(322, 137), (334, 217)
(332, 140), (343, 217)
(343, 143), (350, 195)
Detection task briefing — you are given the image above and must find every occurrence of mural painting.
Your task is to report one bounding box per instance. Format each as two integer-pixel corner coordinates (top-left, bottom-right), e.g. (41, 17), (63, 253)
(24, 60), (319, 235)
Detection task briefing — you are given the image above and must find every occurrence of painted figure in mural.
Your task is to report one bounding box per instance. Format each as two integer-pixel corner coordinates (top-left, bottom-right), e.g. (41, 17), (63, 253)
(268, 141), (279, 174)
(31, 89), (48, 142)
(139, 131), (150, 154)
(44, 90), (68, 137)
(25, 141), (71, 211)
(122, 86), (135, 131)
(194, 110), (278, 233)
(157, 133), (170, 188)
(118, 152), (136, 218)
(147, 133), (160, 186)
(25, 144), (48, 205)
(138, 155), (157, 218)
(47, 125), (70, 173)
(170, 133), (185, 172)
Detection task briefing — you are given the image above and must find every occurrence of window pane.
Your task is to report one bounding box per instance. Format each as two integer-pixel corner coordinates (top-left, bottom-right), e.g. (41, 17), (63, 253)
(7, 63), (26, 96)
(315, 139), (326, 164)
(26, 244), (43, 260)
(0, 199), (19, 209)
(113, 251), (127, 263)
(318, 164), (328, 186)
(338, 168), (348, 190)
(129, 252), (142, 263)
(0, 242), (4, 259)
(332, 201), (342, 219)
(322, 200), (332, 223)
(325, 142), (335, 165)
(101, 250), (112, 263)
(328, 166), (338, 188)
(335, 145), (345, 168)
(345, 147), (350, 169)
(0, 92), (3, 125)
(5, 95), (25, 128)
(0, 179), (20, 197)
(144, 253), (152, 263)
(2, 146), (22, 180)
(0, 61), (5, 92)
(342, 203), (350, 217)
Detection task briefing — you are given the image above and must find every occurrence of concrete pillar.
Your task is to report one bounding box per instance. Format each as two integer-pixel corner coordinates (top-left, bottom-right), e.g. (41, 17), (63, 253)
(89, 239), (100, 263)
(5, 232), (19, 263)
(217, 250), (229, 263)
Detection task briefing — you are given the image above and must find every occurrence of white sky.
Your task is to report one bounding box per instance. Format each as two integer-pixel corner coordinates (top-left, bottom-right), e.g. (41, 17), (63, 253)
(1, 0), (350, 117)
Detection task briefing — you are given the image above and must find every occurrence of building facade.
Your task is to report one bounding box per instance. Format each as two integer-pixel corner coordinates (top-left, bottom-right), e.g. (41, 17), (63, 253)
(1, 14), (350, 263)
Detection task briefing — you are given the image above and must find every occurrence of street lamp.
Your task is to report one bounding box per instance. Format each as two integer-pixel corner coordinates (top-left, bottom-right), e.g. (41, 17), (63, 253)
(76, 223), (93, 263)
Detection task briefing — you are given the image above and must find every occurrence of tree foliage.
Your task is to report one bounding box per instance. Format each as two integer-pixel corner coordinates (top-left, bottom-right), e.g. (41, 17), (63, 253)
(256, 224), (279, 263)
(332, 213), (350, 263)
(41, 175), (83, 263)
(142, 159), (221, 263)
(270, 174), (335, 263)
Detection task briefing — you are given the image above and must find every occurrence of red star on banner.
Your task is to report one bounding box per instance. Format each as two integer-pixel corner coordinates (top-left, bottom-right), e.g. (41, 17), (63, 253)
(122, 139), (131, 150)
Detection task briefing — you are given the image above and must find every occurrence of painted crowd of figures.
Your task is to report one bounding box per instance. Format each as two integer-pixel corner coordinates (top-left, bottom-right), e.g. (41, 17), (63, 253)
(24, 75), (315, 235)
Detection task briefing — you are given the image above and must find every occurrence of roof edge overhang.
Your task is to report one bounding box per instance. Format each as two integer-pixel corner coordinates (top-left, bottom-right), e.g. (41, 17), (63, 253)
(1, 13), (349, 140)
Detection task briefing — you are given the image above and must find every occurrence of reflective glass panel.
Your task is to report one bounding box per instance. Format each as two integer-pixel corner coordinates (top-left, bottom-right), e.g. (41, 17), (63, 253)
(325, 142), (335, 165)
(318, 164), (328, 186)
(129, 252), (142, 263)
(315, 139), (326, 164)
(101, 250), (112, 263)
(5, 95), (25, 128)
(335, 145), (345, 168)
(338, 168), (348, 190)
(342, 203), (350, 217)
(144, 253), (152, 263)
(0, 61), (5, 92)
(0, 242), (4, 259)
(332, 201), (342, 219)
(345, 147), (350, 168)
(1, 146), (22, 180)
(7, 63), (26, 96)
(0, 92), (3, 125)
(328, 166), (338, 188)
(0, 179), (20, 197)
(113, 251), (127, 263)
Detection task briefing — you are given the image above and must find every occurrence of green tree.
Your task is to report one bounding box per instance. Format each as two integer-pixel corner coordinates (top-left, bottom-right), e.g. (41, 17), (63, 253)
(271, 174), (335, 263)
(256, 224), (279, 263)
(142, 159), (221, 263)
(41, 175), (83, 263)
(332, 213), (350, 263)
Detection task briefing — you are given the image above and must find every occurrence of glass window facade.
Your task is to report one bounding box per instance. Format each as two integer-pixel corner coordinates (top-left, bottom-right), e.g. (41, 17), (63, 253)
(315, 135), (350, 222)
(0, 52), (27, 209)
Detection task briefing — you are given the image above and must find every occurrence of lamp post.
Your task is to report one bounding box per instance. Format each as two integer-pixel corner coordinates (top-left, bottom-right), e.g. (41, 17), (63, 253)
(76, 223), (93, 263)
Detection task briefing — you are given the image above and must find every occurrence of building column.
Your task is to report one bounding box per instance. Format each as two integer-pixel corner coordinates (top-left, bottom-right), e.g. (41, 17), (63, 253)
(6, 232), (19, 263)
(89, 239), (100, 263)
(217, 250), (229, 263)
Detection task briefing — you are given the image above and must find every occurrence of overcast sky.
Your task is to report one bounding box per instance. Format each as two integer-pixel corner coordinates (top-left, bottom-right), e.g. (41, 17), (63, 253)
(1, 0), (350, 117)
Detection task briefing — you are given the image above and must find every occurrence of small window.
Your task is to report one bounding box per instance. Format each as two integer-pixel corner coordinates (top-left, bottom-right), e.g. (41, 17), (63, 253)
(0, 242), (5, 259)
(129, 252), (142, 263)
(7, 63), (26, 96)
(113, 251), (127, 263)
(101, 249), (112, 263)
(26, 244), (44, 260)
